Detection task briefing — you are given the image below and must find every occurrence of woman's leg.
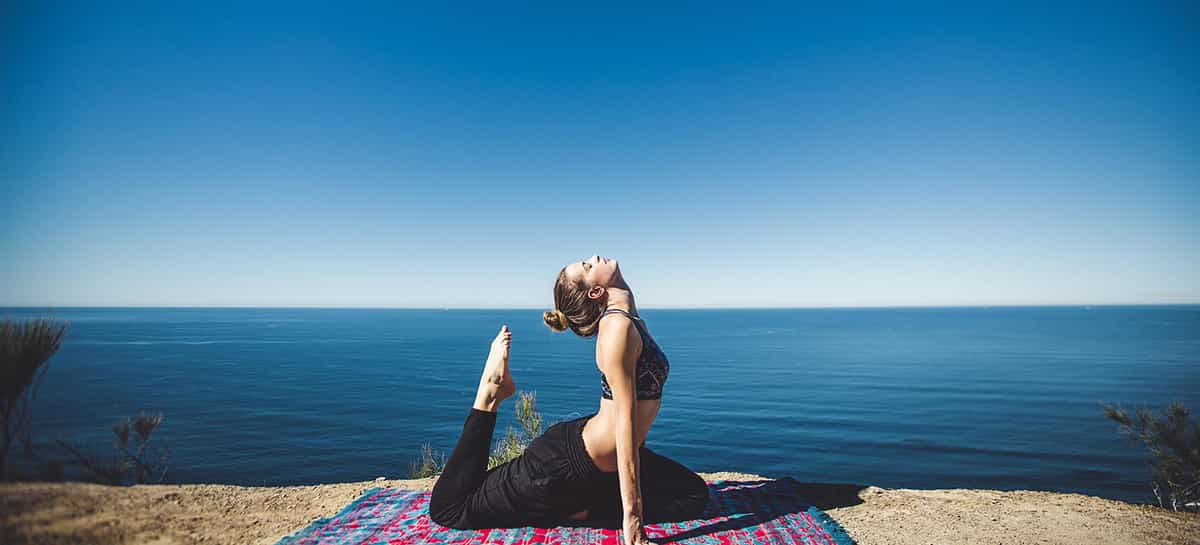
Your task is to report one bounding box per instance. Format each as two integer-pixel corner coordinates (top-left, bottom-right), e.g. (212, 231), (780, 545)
(428, 326), (525, 528)
(638, 447), (710, 522)
(428, 408), (499, 525)
(429, 411), (558, 529)
(581, 447), (710, 528)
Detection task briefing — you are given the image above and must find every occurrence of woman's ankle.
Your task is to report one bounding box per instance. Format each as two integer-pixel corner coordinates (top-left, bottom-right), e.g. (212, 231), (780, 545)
(472, 393), (502, 413)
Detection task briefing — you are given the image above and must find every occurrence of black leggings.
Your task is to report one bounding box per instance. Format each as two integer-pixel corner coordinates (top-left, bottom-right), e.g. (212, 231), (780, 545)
(428, 408), (709, 530)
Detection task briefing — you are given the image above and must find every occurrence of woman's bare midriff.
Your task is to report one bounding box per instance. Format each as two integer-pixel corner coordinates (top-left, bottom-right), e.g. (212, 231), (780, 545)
(581, 397), (662, 472)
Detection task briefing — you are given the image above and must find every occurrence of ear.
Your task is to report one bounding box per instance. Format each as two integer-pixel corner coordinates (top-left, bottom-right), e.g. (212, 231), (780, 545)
(587, 285), (606, 301)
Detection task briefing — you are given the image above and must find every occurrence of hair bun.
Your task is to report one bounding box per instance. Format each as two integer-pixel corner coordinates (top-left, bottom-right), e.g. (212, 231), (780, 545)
(543, 309), (570, 332)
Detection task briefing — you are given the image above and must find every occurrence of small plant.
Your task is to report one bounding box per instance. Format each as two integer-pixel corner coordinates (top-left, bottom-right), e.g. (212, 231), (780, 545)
(410, 391), (545, 478)
(409, 442), (446, 479)
(0, 318), (69, 481)
(1101, 401), (1200, 511)
(58, 412), (171, 485)
(488, 391), (543, 469)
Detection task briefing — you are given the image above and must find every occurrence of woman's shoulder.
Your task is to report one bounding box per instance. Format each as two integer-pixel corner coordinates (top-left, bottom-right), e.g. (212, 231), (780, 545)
(596, 313), (644, 351)
(597, 312), (637, 335)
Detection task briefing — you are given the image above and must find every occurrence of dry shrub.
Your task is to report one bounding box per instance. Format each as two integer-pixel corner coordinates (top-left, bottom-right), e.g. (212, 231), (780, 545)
(58, 412), (172, 485)
(1102, 401), (1200, 511)
(0, 318), (68, 480)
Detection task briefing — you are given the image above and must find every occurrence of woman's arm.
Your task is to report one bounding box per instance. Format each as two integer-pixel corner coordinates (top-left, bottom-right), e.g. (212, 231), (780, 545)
(597, 317), (651, 545)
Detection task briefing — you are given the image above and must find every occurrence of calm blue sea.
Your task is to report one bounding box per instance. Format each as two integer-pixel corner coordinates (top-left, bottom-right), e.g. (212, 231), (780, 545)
(3, 306), (1196, 504)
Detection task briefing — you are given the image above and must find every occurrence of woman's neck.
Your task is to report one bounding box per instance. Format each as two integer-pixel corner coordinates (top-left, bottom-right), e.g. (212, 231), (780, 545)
(605, 288), (637, 315)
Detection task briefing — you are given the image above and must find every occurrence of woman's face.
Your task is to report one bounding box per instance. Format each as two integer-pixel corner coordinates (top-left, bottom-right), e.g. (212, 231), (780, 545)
(565, 255), (621, 294)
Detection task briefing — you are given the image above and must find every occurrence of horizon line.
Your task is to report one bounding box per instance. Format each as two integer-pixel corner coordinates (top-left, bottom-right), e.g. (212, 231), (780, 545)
(2, 302), (1198, 311)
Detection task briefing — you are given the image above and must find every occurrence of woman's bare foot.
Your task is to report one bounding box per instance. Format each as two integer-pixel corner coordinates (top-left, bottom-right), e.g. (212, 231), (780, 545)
(473, 325), (516, 413)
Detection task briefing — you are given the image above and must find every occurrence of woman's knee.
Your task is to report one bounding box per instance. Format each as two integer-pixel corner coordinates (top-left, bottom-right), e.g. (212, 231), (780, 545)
(682, 477), (710, 516)
(662, 471), (709, 519)
(429, 492), (470, 529)
(642, 473), (710, 522)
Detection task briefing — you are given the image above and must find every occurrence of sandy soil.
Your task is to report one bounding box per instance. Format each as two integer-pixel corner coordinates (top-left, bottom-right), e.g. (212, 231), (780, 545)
(2, 472), (1197, 545)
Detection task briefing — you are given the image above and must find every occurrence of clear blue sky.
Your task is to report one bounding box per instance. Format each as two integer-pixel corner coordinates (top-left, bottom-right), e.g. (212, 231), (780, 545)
(2, 2), (1197, 308)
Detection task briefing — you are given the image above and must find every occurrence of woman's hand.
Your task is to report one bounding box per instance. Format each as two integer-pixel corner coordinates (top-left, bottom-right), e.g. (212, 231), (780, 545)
(623, 513), (658, 545)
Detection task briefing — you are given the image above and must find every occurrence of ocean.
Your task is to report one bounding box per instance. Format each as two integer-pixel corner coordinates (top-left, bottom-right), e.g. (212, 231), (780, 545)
(4, 306), (1196, 505)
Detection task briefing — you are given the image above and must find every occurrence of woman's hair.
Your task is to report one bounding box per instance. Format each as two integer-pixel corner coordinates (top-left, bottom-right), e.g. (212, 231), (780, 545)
(542, 267), (606, 337)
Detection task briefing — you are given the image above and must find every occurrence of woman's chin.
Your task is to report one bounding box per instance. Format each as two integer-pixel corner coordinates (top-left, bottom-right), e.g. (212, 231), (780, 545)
(612, 266), (627, 286)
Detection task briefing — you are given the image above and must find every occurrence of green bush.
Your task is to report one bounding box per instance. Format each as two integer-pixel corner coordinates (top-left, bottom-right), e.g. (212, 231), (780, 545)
(409, 442), (446, 479)
(412, 391), (544, 478)
(488, 391), (543, 470)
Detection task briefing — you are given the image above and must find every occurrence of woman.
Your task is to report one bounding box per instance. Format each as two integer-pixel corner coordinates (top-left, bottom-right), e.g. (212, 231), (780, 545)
(429, 255), (709, 545)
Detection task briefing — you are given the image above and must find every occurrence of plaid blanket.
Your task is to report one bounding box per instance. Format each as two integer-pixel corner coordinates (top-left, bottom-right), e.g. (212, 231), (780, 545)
(277, 478), (856, 545)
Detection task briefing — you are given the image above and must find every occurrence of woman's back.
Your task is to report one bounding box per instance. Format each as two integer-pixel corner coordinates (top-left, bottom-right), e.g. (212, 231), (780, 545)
(580, 309), (665, 472)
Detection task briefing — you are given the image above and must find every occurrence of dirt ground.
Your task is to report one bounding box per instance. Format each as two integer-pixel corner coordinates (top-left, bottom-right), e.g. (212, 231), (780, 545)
(2, 472), (1197, 545)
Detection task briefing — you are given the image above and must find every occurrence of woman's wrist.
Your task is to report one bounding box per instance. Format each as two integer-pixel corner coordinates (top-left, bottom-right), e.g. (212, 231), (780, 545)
(624, 496), (643, 518)
(623, 511), (644, 535)
(622, 513), (644, 542)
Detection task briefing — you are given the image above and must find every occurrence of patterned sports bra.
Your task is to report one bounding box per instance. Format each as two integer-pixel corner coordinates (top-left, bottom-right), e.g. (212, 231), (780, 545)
(598, 308), (670, 401)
